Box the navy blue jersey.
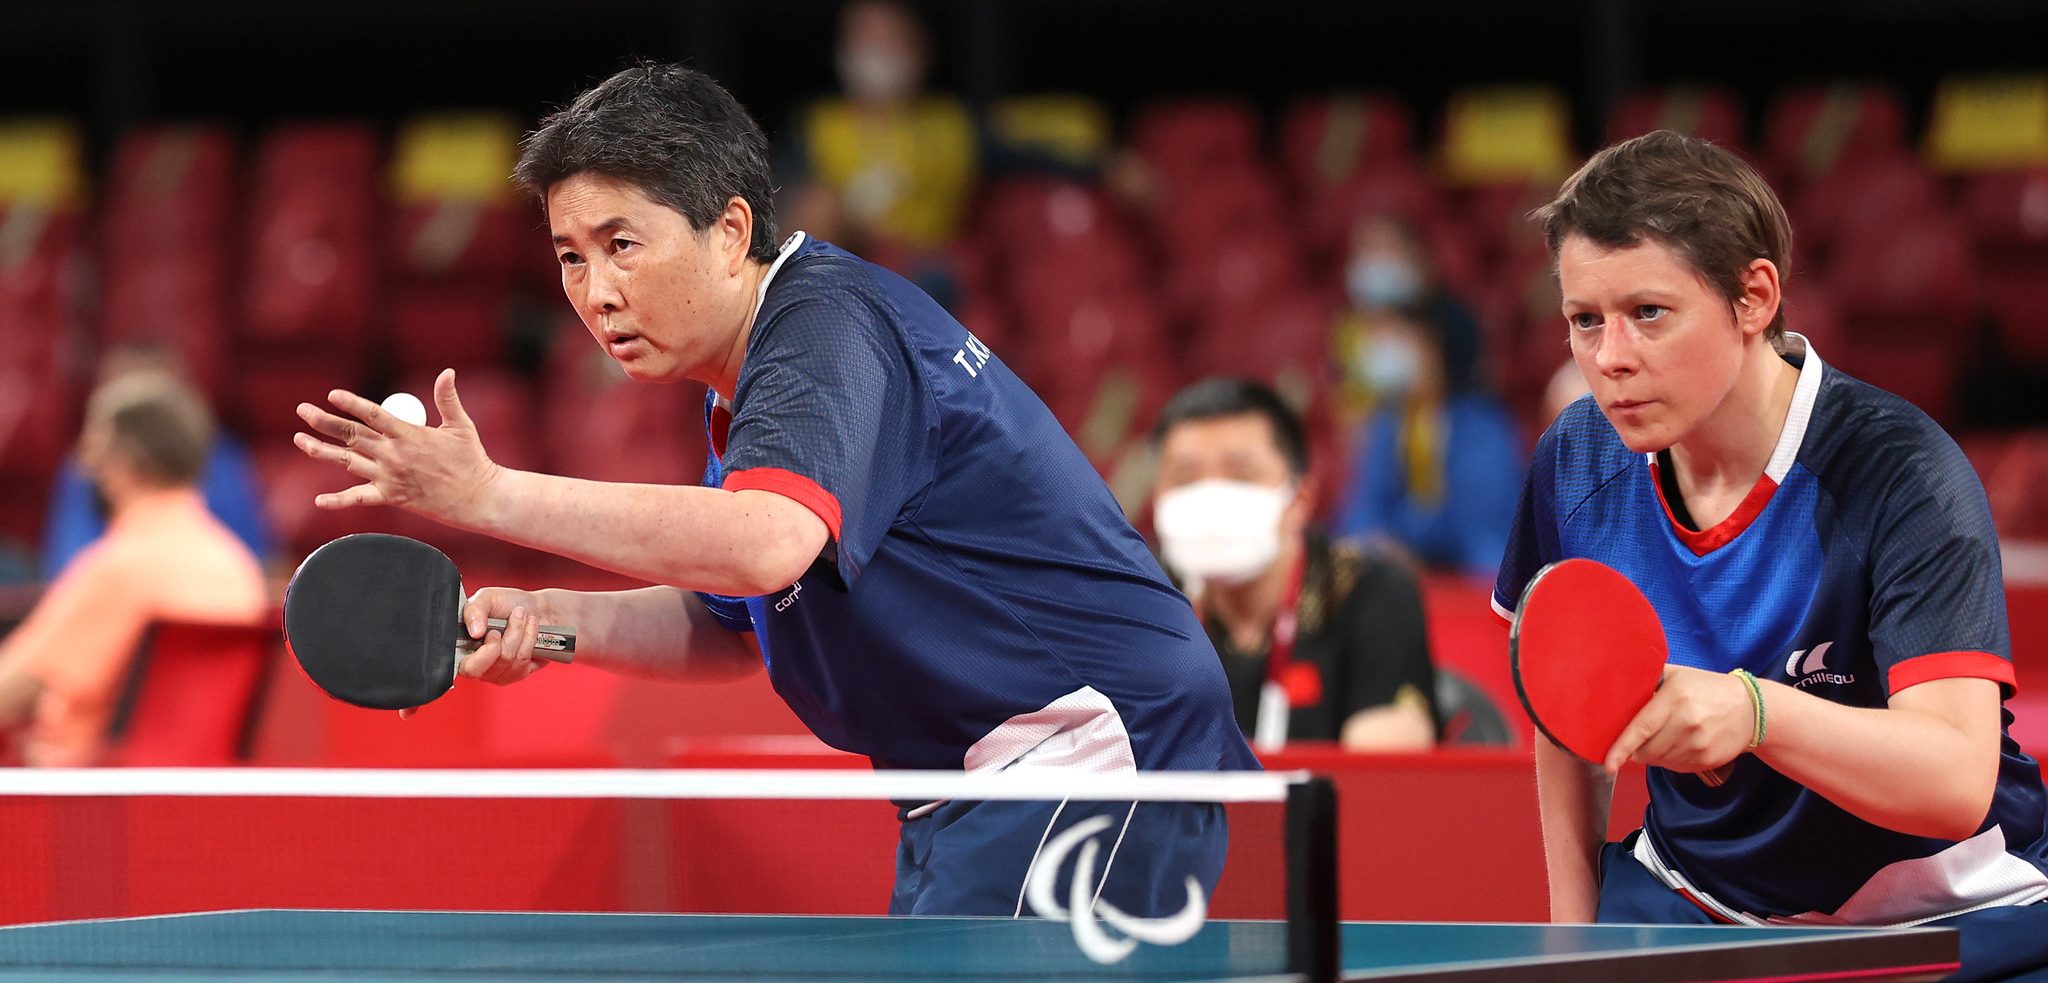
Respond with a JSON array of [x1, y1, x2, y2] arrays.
[[1496, 335, 2048, 923], [697, 233, 1257, 776]]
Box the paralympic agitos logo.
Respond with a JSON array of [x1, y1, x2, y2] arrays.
[[1023, 815, 1207, 964]]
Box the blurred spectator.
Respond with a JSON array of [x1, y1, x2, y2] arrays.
[[1151, 378, 1438, 752], [782, 0, 976, 302], [41, 344, 271, 578], [1334, 213, 1486, 400], [0, 371, 267, 765], [1333, 307, 1523, 578]]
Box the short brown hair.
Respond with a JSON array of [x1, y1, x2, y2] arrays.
[[85, 373, 213, 488], [1534, 130, 1793, 342]]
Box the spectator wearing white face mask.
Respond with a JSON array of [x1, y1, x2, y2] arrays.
[[1337, 213, 1486, 398], [1333, 306, 1525, 578], [781, 0, 976, 305], [1149, 378, 1439, 752]]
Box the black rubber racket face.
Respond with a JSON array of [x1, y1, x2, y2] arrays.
[[1509, 558, 1668, 764], [283, 533, 464, 710]]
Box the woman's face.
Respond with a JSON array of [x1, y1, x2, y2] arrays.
[[1557, 235, 1750, 453]]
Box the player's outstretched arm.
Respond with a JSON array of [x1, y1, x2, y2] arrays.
[[459, 585, 756, 685], [1752, 676, 2001, 842], [1536, 737, 1612, 922], [294, 369, 827, 597]]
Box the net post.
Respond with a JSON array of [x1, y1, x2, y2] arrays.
[[1284, 775, 1337, 983]]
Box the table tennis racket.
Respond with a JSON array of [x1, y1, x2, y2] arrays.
[[282, 533, 574, 710], [1510, 558, 1731, 786]]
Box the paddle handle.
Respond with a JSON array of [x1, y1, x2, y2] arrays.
[[456, 620, 577, 663]]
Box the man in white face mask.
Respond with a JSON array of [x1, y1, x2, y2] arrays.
[[1150, 378, 1439, 752]]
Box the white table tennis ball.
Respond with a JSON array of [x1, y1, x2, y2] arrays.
[[381, 392, 428, 427]]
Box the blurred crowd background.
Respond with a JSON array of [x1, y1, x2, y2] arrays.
[[0, 0, 2044, 766]]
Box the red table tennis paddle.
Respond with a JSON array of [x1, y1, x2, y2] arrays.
[[282, 533, 575, 710], [1510, 558, 1730, 786]]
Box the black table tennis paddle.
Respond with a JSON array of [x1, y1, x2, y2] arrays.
[[283, 533, 574, 710]]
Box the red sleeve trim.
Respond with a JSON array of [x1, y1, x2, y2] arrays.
[[1889, 651, 2017, 697], [724, 468, 843, 542]]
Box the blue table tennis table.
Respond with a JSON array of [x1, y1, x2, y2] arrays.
[[0, 908, 1958, 981]]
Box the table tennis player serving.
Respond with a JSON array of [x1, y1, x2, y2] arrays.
[[1510, 558, 1743, 785], [287, 63, 1258, 923]]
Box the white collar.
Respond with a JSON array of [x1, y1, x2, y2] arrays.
[[749, 231, 807, 327], [717, 231, 807, 411]]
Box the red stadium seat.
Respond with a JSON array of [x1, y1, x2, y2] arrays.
[[1130, 98, 1263, 184], [243, 124, 380, 352], [1299, 161, 1444, 261], [231, 348, 371, 442], [1782, 281, 1847, 360], [1280, 93, 1418, 191], [1789, 153, 1947, 268], [1161, 231, 1306, 327], [100, 125, 239, 398], [101, 125, 238, 264], [1186, 290, 1337, 395], [1001, 228, 1150, 318], [1761, 82, 1909, 189], [1152, 163, 1289, 261], [1982, 274, 2048, 366], [1958, 168, 2048, 364], [386, 284, 512, 372], [1825, 209, 1980, 421], [1960, 167, 2048, 251], [387, 202, 534, 284], [0, 208, 83, 375], [1458, 181, 1553, 267], [252, 440, 416, 559], [0, 371, 75, 541], [1606, 86, 1748, 151], [108, 620, 277, 766], [977, 177, 1132, 253], [1013, 289, 1169, 405], [542, 327, 708, 489], [0, 204, 83, 508]]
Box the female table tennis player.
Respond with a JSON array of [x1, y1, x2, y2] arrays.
[[290, 63, 1254, 922], [1493, 130, 2048, 981]]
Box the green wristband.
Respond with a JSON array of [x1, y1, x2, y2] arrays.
[[1731, 668, 1766, 749]]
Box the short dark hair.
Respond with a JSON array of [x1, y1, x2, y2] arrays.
[[515, 61, 780, 262], [1151, 378, 1309, 476], [1534, 130, 1792, 342], [88, 374, 212, 488]]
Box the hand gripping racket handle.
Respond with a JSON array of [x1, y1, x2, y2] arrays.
[[457, 620, 576, 663]]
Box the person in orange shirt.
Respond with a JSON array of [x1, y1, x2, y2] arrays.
[[0, 371, 267, 766]]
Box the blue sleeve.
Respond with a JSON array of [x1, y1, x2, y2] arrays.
[[1449, 401, 1527, 578], [1866, 433, 2013, 697], [720, 292, 935, 587], [1493, 420, 1563, 618], [201, 438, 272, 561], [39, 459, 103, 580]]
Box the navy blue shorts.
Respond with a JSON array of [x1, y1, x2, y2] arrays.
[[890, 798, 1229, 918], [1599, 833, 2048, 982]]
